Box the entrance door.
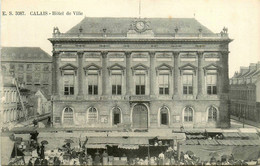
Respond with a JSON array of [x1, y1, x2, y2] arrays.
[[132, 104, 148, 129]]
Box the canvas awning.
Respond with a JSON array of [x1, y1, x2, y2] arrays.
[[186, 134, 205, 139], [198, 139, 219, 145], [239, 133, 259, 139], [118, 144, 139, 149], [222, 132, 241, 139], [217, 140, 260, 146]]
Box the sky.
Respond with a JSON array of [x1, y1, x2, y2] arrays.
[[1, 0, 260, 77]]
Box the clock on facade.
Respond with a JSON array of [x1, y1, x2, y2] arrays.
[[135, 21, 146, 32]]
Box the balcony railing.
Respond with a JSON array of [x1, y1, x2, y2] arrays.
[[51, 32, 229, 39]]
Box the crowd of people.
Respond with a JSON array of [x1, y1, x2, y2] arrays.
[[9, 132, 260, 166]]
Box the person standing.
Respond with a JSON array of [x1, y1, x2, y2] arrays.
[[102, 150, 108, 165], [94, 151, 101, 165], [159, 151, 165, 165], [40, 144, 45, 159]]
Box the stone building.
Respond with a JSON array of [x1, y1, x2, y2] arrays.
[[230, 62, 260, 124], [0, 71, 29, 129], [49, 17, 232, 129], [1, 47, 52, 96]]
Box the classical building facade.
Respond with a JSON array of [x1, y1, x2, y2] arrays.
[[230, 62, 260, 124], [49, 17, 232, 129], [1, 47, 52, 96]]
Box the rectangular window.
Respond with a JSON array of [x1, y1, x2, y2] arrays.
[[182, 74, 193, 95], [26, 64, 32, 71], [43, 64, 50, 71], [88, 74, 98, 95], [18, 64, 24, 71], [9, 64, 15, 71], [26, 73, 33, 84], [64, 74, 74, 95], [135, 74, 145, 95], [34, 73, 41, 84], [159, 74, 169, 95], [42, 73, 49, 84], [111, 74, 122, 95], [207, 74, 217, 95], [35, 64, 41, 71], [18, 73, 24, 83]]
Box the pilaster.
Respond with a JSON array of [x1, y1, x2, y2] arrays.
[[197, 51, 204, 99], [173, 51, 180, 99], [149, 51, 156, 97], [125, 51, 132, 96], [101, 51, 109, 96], [77, 51, 84, 99], [52, 51, 60, 96]]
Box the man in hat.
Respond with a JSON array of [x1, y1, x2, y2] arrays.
[[94, 151, 101, 165]]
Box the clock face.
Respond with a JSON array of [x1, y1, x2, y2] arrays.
[[136, 21, 145, 30]]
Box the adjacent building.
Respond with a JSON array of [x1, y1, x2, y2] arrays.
[[0, 71, 29, 129], [1, 47, 52, 96], [230, 62, 260, 124], [49, 17, 232, 129]]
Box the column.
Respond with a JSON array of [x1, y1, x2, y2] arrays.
[[52, 51, 60, 96], [125, 51, 132, 96], [197, 51, 204, 99], [77, 51, 84, 98], [101, 51, 109, 96], [173, 51, 180, 99], [149, 51, 156, 96]]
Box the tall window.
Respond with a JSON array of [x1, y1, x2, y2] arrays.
[[159, 75, 169, 95], [42, 73, 49, 84], [88, 74, 98, 95], [160, 107, 169, 125], [18, 73, 24, 83], [135, 74, 145, 95], [34, 73, 41, 84], [43, 64, 50, 71], [64, 74, 74, 95], [208, 106, 217, 122], [183, 74, 193, 95], [26, 64, 32, 71], [9, 64, 15, 71], [207, 74, 217, 95], [111, 75, 122, 95], [113, 107, 121, 125], [87, 107, 98, 123], [63, 107, 74, 125], [184, 107, 193, 122], [18, 64, 24, 71], [26, 73, 33, 84]]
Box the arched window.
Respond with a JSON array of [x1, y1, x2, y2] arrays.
[[160, 107, 169, 125], [87, 107, 98, 123], [8, 110, 12, 122], [63, 107, 74, 125], [184, 106, 193, 122], [208, 106, 217, 122], [3, 110, 7, 123], [113, 107, 121, 125]]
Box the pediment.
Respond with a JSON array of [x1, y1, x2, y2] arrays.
[[203, 63, 220, 71], [132, 63, 149, 71], [156, 63, 173, 71], [179, 63, 197, 71], [83, 63, 102, 71], [59, 63, 78, 70], [107, 63, 125, 70]]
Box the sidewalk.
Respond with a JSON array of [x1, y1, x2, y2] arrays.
[[231, 115, 260, 128]]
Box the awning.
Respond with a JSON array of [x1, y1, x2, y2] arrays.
[[181, 139, 199, 145], [217, 140, 260, 146], [118, 144, 139, 149], [222, 132, 241, 138], [186, 134, 205, 139], [86, 144, 107, 149], [183, 129, 205, 134], [198, 139, 218, 145], [239, 133, 259, 139], [86, 137, 149, 146]]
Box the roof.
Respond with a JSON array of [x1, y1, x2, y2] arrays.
[[1, 47, 51, 62], [66, 17, 214, 34]]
